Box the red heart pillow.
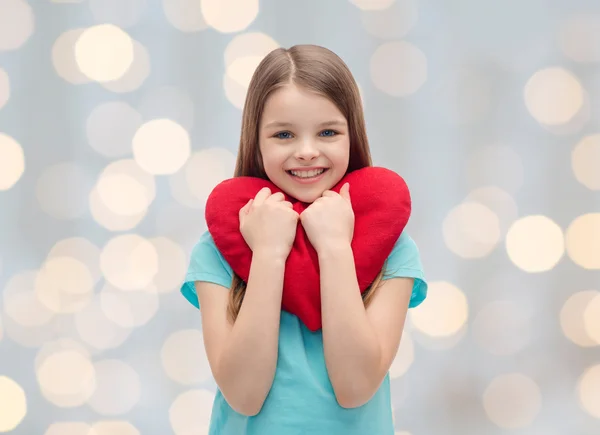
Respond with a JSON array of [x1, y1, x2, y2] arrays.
[[205, 166, 411, 331]]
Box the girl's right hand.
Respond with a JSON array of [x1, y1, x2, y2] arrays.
[[239, 187, 299, 259]]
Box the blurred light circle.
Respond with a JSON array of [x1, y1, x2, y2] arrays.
[[360, 0, 417, 39], [524, 67, 583, 126], [161, 329, 212, 385], [169, 389, 214, 435], [560, 290, 600, 347], [559, 14, 600, 63], [101, 40, 151, 93], [132, 119, 191, 175], [3, 271, 55, 327], [483, 373, 542, 429], [409, 281, 468, 337], [75, 24, 134, 82], [35, 256, 95, 314], [200, 0, 258, 33], [223, 32, 279, 109], [506, 215, 564, 273], [150, 237, 188, 293], [0, 0, 34, 51], [572, 134, 600, 190], [36, 350, 96, 407], [100, 283, 159, 328], [52, 29, 92, 84], [370, 41, 427, 97], [577, 364, 600, 418], [74, 295, 133, 351], [0, 133, 25, 191], [0, 376, 27, 432], [443, 202, 501, 258], [565, 213, 600, 270], [100, 234, 159, 291]]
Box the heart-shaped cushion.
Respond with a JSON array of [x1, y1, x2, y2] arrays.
[[205, 166, 411, 331]]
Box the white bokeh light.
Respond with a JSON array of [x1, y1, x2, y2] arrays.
[[0, 376, 27, 432], [0, 133, 25, 191], [506, 215, 565, 273], [370, 41, 427, 97], [161, 329, 212, 385], [524, 67, 584, 126], [443, 202, 501, 258], [200, 0, 258, 33], [101, 40, 151, 93], [75, 24, 134, 82], [100, 234, 159, 291], [132, 119, 191, 175], [0, 0, 34, 51], [52, 29, 92, 85]]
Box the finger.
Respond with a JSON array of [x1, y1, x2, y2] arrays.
[[239, 198, 252, 224], [322, 190, 336, 197], [340, 183, 351, 203], [253, 187, 271, 206], [281, 200, 294, 208], [268, 191, 285, 202]]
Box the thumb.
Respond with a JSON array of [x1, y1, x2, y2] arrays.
[[340, 182, 351, 203]]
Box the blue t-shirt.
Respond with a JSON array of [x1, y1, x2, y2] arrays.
[[181, 230, 427, 435]]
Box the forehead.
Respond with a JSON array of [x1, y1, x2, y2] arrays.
[[260, 84, 346, 128]]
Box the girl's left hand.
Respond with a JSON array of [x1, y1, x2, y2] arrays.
[[300, 183, 354, 253]]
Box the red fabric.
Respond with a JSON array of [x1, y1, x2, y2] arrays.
[[205, 166, 412, 331]]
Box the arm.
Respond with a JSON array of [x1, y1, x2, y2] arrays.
[[319, 243, 413, 409], [196, 250, 285, 416]]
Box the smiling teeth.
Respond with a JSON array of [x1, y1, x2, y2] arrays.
[[290, 169, 325, 178]]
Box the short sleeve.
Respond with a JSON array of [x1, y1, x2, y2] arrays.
[[180, 231, 234, 309], [383, 232, 428, 308]]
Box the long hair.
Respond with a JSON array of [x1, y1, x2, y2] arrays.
[[227, 44, 386, 323]]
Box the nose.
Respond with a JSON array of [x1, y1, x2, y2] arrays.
[[295, 138, 319, 161]]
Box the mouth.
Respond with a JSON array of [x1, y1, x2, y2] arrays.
[[285, 168, 330, 183]]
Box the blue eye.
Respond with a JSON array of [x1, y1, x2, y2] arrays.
[[320, 129, 337, 137], [275, 131, 292, 139]]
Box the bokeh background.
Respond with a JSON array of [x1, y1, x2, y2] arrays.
[[1, 0, 599, 434]]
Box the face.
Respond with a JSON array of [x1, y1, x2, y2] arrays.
[[258, 84, 350, 203]]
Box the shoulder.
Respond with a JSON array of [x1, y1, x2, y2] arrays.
[[181, 231, 233, 308], [383, 231, 427, 308]]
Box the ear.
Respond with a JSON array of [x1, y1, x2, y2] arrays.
[[340, 182, 351, 203]]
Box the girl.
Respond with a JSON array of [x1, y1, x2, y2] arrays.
[[181, 44, 427, 434]]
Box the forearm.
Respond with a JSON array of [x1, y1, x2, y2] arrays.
[[319, 243, 383, 408], [217, 251, 285, 415]]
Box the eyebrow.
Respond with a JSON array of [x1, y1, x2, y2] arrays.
[[263, 120, 347, 129]]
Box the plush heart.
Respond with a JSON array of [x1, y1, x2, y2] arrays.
[[205, 166, 411, 332]]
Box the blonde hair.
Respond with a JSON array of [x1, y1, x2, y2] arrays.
[[228, 44, 386, 323]]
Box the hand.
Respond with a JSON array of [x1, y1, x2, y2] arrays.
[[239, 187, 300, 259], [300, 183, 354, 254]]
